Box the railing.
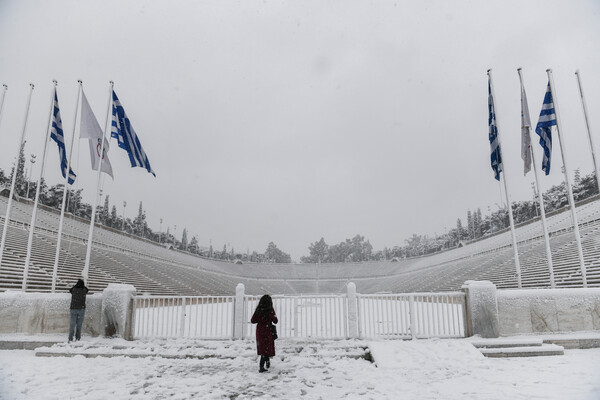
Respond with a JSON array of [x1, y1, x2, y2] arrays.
[[133, 288, 466, 340], [244, 294, 348, 339], [134, 295, 235, 338], [357, 292, 466, 339]]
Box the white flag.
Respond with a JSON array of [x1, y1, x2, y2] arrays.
[[80, 91, 114, 179], [520, 80, 532, 175]]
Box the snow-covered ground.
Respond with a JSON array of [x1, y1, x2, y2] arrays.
[[1, 337, 599, 400]]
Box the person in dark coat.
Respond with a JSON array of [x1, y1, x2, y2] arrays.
[[251, 294, 278, 372], [68, 279, 89, 342]]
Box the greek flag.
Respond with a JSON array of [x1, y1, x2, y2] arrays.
[[488, 78, 502, 181], [535, 82, 556, 175], [111, 91, 155, 177], [50, 89, 76, 184]]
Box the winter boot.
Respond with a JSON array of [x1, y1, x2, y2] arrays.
[[259, 356, 267, 372], [265, 357, 270, 369]]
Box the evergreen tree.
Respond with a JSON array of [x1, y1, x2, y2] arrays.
[[302, 237, 329, 263], [466, 210, 473, 239], [101, 196, 110, 226], [189, 236, 199, 254], [475, 208, 483, 238], [133, 201, 147, 237], [111, 205, 118, 228], [221, 244, 228, 260], [9, 141, 27, 197], [181, 228, 188, 251], [264, 242, 291, 263]]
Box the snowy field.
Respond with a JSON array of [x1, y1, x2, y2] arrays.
[[1, 338, 599, 400]]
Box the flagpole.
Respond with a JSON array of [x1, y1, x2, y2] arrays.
[[518, 68, 555, 288], [22, 81, 57, 290], [487, 69, 522, 288], [82, 81, 113, 282], [0, 83, 34, 272], [52, 80, 82, 292], [575, 70, 600, 196], [547, 68, 587, 287], [0, 84, 7, 130]]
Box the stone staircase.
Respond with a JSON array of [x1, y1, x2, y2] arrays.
[[26, 338, 372, 361], [471, 338, 564, 358]]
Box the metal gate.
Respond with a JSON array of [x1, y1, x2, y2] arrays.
[[243, 294, 348, 339], [133, 291, 466, 339], [134, 295, 235, 338]]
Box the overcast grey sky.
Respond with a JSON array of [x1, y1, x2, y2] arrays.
[[0, 0, 599, 260]]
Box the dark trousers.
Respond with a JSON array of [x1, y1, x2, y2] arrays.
[[260, 355, 270, 370], [69, 309, 85, 341]]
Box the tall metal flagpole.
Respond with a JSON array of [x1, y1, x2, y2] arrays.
[[82, 81, 113, 282], [52, 80, 82, 292], [488, 69, 522, 288], [22, 81, 57, 290], [0, 83, 34, 271], [575, 70, 600, 196], [547, 69, 587, 287], [0, 84, 7, 130], [518, 68, 555, 288]]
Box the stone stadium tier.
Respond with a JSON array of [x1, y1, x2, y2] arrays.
[[1, 194, 600, 295]]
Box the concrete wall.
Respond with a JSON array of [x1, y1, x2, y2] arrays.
[[0, 285, 136, 339], [497, 288, 600, 336], [0, 291, 103, 336]]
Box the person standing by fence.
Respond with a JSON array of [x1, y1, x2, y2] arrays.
[[251, 294, 278, 373], [68, 279, 89, 342]]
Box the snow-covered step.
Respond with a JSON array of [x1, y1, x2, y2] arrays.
[[31, 338, 372, 361], [470, 338, 543, 349], [543, 338, 600, 350], [479, 344, 564, 358]]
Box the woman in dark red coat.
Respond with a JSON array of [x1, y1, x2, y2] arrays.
[[251, 294, 278, 372]]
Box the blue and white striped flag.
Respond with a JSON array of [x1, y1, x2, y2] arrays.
[[50, 89, 76, 185], [111, 91, 155, 177], [488, 78, 502, 181], [535, 82, 556, 175]]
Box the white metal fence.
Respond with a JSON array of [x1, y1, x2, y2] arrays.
[[135, 295, 235, 338], [357, 292, 466, 339], [133, 288, 466, 340]]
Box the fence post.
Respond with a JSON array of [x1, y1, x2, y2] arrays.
[[293, 297, 299, 337], [347, 282, 358, 339], [101, 284, 137, 340], [234, 283, 245, 339], [409, 295, 416, 340], [461, 280, 499, 338], [179, 297, 186, 337]]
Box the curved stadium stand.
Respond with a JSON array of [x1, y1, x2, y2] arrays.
[[1, 194, 600, 295]]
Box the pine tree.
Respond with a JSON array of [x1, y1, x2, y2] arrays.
[[111, 205, 118, 228], [189, 236, 199, 254], [101, 196, 110, 226], [181, 228, 188, 251], [9, 141, 27, 197], [467, 210, 474, 239], [221, 244, 228, 260], [133, 201, 146, 237]]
